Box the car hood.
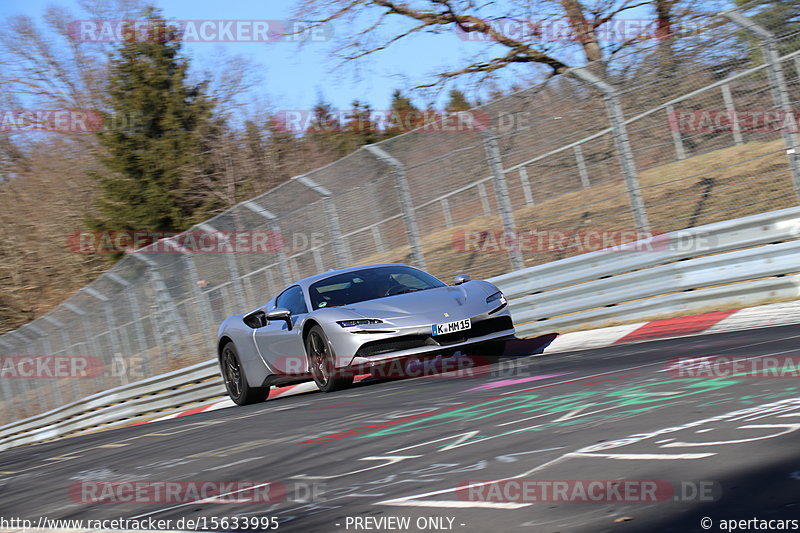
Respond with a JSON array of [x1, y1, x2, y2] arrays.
[[337, 283, 492, 323]]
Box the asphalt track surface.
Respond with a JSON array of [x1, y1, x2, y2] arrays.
[[2, 325, 800, 533]]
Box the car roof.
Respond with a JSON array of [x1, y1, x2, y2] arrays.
[[291, 263, 423, 291]]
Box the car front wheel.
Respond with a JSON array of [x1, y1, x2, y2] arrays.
[[305, 325, 354, 393]]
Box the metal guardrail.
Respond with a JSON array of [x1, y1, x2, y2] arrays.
[[0, 360, 223, 450], [1, 207, 799, 451]]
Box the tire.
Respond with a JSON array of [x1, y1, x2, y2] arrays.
[[220, 341, 269, 405], [305, 325, 354, 393]]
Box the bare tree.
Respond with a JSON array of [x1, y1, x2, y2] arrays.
[[296, 0, 663, 90]]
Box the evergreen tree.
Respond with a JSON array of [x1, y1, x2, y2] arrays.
[[385, 89, 421, 138], [445, 89, 472, 111], [87, 7, 214, 237], [304, 96, 347, 156], [734, 0, 800, 62], [343, 100, 379, 148]]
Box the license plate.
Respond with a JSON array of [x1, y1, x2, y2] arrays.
[[431, 318, 471, 336]]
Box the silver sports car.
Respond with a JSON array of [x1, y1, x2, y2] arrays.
[[216, 263, 515, 405]]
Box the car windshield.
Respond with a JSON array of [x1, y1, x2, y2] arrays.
[[308, 266, 446, 309]]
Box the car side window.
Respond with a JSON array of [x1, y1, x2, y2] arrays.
[[275, 286, 308, 316]]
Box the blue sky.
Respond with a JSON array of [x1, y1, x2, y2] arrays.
[[1, 0, 702, 115], [1, 0, 525, 113]]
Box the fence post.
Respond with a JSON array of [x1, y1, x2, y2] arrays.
[[62, 302, 102, 360], [0, 338, 15, 422], [129, 253, 189, 368], [720, 83, 744, 146], [82, 286, 125, 385], [16, 328, 46, 415], [196, 223, 247, 310], [371, 226, 386, 254], [5, 333, 25, 418], [476, 183, 492, 215], [572, 145, 592, 188], [105, 272, 152, 377], [723, 10, 800, 201], [238, 204, 292, 285], [482, 129, 525, 271], [62, 302, 105, 395], [292, 175, 352, 268], [568, 67, 651, 232], [27, 323, 63, 408], [364, 144, 426, 270], [518, 167, 535, 205], [163, 239, 216, 355], [42, 315, 82, 402], [665, 105, 688, 160], [441, 198, 454, 228]]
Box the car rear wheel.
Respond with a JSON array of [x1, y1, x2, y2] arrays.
[[221, 342, 269, 405], [305, 325, 353, 393]]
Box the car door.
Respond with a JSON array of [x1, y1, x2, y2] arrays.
[[253, 285, 309, 375]]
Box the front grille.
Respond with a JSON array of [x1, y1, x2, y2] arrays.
[[356, 335, 431, 357], [469, 315, 514, 337], [355, 316, 514, 358]]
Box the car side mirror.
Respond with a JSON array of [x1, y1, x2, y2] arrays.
[[267, 308, 293, 330], [243, 309, 267, 329], [453, 274, 472, 285]]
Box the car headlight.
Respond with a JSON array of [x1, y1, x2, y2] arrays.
[[486, 291, 507, 305], [337, 319, 384, 328]]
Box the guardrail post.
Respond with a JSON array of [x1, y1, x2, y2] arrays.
[[292, 175, 352, 268], [482, 129, 525, 271], [723, 10, 800, 201], [568, 67, 651, 232], [720, 83, 744, 146], [364, 144, 427, 270], [238, 205, 292, 285], [42, 315, 82, 402]]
